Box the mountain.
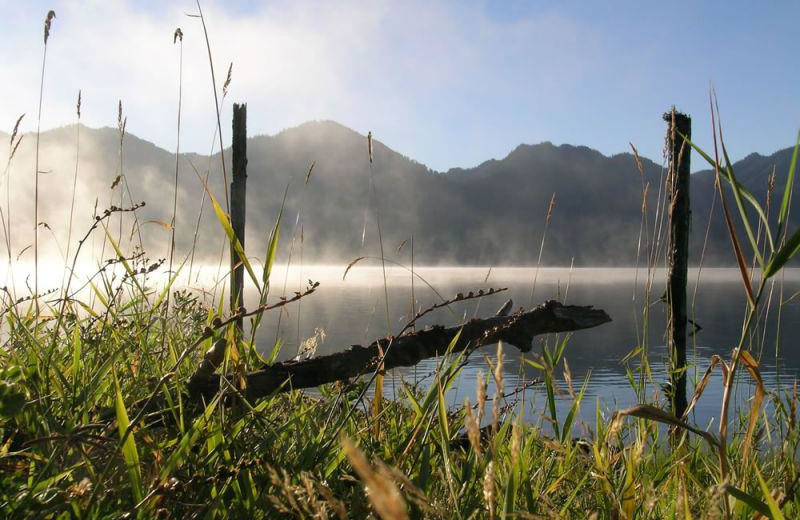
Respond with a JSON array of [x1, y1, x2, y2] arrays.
[[0, 121, 795, 267]]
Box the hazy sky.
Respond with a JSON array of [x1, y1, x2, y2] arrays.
[[1, 0, 798, 171]]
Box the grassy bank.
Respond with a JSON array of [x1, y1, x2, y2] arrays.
[[1, 252, 800, 519], [3, 8, 800, 519]]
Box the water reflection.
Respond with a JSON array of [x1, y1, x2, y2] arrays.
[[4, 261, 797, 433], [247, 266, 800, 432]]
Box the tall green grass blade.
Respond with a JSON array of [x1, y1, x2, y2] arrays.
[[160, 394, 220, 479], [560, 375, 589, 443], [724, 484, 771, 517], [679, 131, 774, 254], [719, 136, 768, 265], [200, 177, 262, 294], [266, 337, 283, 365], [776, 129, 800, 238], [501, 462, 518, 520], [402, 383, 423, 418], [559, 466, 591, 516], [755, 463, 786, 520], [113, 370, 142, 503], [436, 376, 450, 440], [70, 324, 81, 389], [263, 215, 281, 289], [764, 227, 800, 278]]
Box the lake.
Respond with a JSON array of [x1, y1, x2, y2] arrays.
[[5, 262, 799, 434], [237, 265, 800, 434]]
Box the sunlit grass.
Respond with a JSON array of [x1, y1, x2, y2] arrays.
[[2, 6, 800, 519]]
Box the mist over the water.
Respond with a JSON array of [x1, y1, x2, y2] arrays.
[[4, 122, 800, 271], [7, 259, 796, 433]]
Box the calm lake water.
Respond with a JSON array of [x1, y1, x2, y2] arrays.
[[5, 262, 799, 434], [240, 265, 800, 434]]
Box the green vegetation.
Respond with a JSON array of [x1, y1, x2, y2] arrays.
[[3, 8, 800, 520], [1, 245, 800, 519], [0, 123, 798, 518]]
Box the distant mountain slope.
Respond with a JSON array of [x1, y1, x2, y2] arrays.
[[1, 121, 795, 267]]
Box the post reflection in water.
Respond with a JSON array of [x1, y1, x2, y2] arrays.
[[242, 266, 800, 434]]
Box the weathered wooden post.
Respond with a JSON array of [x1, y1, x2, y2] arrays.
[[664, 108, 691, 418], [231, 103, 247, 323]]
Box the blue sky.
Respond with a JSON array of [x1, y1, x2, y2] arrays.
[[1, 0, 798, 171]]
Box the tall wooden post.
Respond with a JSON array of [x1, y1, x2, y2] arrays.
[[664, 108, 691, 418], [231, 103, 247, 322]]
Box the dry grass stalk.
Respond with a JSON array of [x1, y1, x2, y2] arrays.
[[476, 370, 486, 424], [34, 8, 56, 309], [44, 10, 55, 43], [510, 421, 521, 466], [342, 437, 409, 520], [167, 25, 183, 312], [464, 398, 482, 458], [195, 0, 231, 212], [483, 460, 496, 520], [492, 342, 505, 434], [364, 130, 390, 435], [529, 192, 556, 305], [62, 90, 82, 297], [223, 62, 233, 96]]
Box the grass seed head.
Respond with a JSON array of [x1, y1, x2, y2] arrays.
[[44, 10, 55, 44], [342, 437, 408, 520], [476, 370, 486, 423], [464, 398, 482, 458], [223, 62, 233, 96], [483, 461, 495, 520], [492, 342, 505, 431], [510, 421, 521, 465]]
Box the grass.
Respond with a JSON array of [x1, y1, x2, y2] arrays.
[[3, 7, 800, 520], [1, 260, 800, 519]]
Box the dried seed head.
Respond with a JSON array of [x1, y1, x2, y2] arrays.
[[305, 161, 316, 185], [476, 371, 486, 424], [494, 342, 505, 394], [174, 27, 183, 43], [629, 142, 644, 175], [464, 398, 482, 458], [223, 62, 233, 96], [117, 101, 127, 141], [10, 113, 25, 159], [510, 421, 521, 465], [11, 113, 24, 146], [483, 461, 495, 520], [563, 358, 575, 399], [76, 90, 81, 119], [367, 131, 374, 164], [44, 10, 56, 44], [546, 192, 556, 221], [768, 166, 776, 196], [342, 437, 409, 520], [492, 343, 505, 433], [66, 477, 92, 500]]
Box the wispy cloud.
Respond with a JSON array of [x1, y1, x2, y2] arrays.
[[1, 1, 799, 170], [0, 0, 597, 169]]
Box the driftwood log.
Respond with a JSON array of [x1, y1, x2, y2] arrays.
[[187, 300, 611, 404]]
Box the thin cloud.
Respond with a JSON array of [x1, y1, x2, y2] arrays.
[[0, 0, 593, 170]]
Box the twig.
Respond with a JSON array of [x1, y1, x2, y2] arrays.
[[399, 287, 507, 336]]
